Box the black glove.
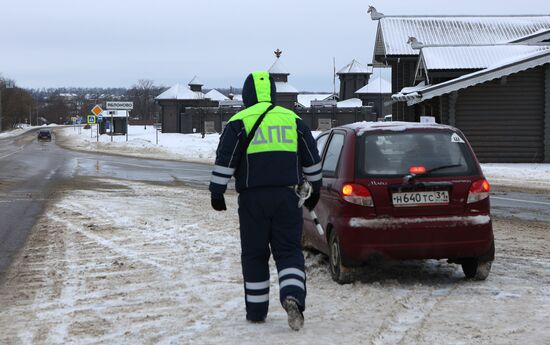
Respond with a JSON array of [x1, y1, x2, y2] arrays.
[[304, 190, 320, 211], [211, 193, 227, 211]]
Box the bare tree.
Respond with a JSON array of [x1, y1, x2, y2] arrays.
[[127, 79, 162, 121], [1, 77, 35, 128]]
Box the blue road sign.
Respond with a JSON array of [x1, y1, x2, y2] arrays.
[[97, 116, 104, 123]]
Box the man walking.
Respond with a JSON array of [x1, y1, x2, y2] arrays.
[[209, 71, 322, 331]]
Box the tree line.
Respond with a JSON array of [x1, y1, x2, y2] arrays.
[[1, 75, 243, 131], [0, 77, 167, 130]]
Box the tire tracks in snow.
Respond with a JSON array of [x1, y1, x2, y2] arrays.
[[369, 283, 459, 345]]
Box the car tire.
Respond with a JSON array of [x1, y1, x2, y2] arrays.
[[461, 259, 492, 280], [329, 230, 355, 284]]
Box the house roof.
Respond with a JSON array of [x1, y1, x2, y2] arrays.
[[392, 48, 550, 105], [188, 76, 203, 86], [336, 98, 363, 108], [155, 83, 205, 100], [269, 58, 290, 75], [204, 89, 228, 101], [510, 28, 550, 43], [297, 94, 333, 108], [275, 81, 298, 94], [355, 77, 392, 94], [376, 16, 550, 56], [419, 45, 550, 70], [337, 59, 373, 74]]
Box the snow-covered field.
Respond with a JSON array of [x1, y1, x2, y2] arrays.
[[57, 126, 550, 190], [1, 179, 549, 344]]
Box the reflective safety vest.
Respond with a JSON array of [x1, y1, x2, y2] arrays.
[[228, 102, 299, 154]]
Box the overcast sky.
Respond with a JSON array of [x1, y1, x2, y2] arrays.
[[1, 0, 549, 91]]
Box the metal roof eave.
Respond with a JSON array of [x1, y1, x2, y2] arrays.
[[400, 51, 550, 105]]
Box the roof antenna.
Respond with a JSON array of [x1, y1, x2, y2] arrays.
[[407, 36, 424, 50], [368, 6, 385, 20]]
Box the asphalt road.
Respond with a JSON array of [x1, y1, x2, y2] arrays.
[[1, 129, 549, 274], [0, 129, 211, 273]]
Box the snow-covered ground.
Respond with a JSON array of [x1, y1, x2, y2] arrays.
[[57, 126, 550, 190], [57, 125, 219, 163], [1, 179, 549, 344]]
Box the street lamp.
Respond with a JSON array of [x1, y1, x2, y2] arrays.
[[0, 80, 15, 132]]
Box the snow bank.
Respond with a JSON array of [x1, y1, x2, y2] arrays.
[[0, 125, 55, 139], [481, 163, 550, 190], [57, 125, 219, 163]]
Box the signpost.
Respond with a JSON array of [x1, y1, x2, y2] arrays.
[[91, 105, 102, 142], [106, 102, 133, 110], [154, 123, 162, 145], [106, 101, 133, 142]]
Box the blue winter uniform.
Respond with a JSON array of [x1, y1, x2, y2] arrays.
[[209, 71, 322, 322]]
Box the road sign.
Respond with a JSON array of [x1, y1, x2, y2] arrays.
[[71, 116, 77, 122], [91, 105, 103, 116], [106, 101, 133, 110], [87, 115, 96, 124], [97, 116, 104, 123]]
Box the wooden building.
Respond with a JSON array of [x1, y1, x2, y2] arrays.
[[392, 46, 550, 162], [354, 77, 392, 117], [368, 6, 550, 121], [155, 78, 217, 133], [337, 59, 372, 101]]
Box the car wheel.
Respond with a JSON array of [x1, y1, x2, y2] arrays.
[[461, 259, 492, 280], [329, 230, 355, 284]]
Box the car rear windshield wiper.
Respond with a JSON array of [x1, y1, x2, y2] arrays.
[[403, 163, 463, 184]]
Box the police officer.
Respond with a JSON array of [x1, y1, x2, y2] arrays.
[[209, 71, 322, 331]]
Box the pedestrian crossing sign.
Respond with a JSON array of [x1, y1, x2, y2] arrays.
[[87, 115, 96, 124]]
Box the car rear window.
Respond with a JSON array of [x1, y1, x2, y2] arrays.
[[357, 130, 478, 177]]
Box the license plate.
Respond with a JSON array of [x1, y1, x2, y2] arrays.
[[392, 191, 449, 207]]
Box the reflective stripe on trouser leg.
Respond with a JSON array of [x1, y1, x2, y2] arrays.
[[278, 267, 306, 310], [270, 187, 306, 311], [239, 190, 271, 321]]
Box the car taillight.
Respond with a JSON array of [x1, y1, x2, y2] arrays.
[[467, 179, 491, 204], [341, 183, 374, 207], [409, 166, 426, 174]]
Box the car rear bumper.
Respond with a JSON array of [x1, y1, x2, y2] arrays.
[[335, 215, 493, 262]]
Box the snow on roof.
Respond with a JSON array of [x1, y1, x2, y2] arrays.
[[420, 45, 550, 70], [355, 77, 392, 94], [337, 59, 373, 74], [204, 89, 229, 101], [377, 16, 550, 56], [510, 28, 550, 43], [233, 94, 243, 101], [155, 83, 205, 100], [188, 76, 203, 86], [393, 48, 550, 105], [343, 121, 455, 135], [275, 81, 298, 94], [269, 59, 289, 75], [336, 98, 363, 108], [297, 94, 333, 107]]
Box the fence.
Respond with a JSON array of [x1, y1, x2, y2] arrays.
[[180, 106, 376, 134]]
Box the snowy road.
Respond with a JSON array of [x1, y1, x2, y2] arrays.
[[0, 130, 211, 273], [0, 179, 549, 345]]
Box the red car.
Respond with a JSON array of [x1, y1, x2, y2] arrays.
[[303, 122, 494, 284]]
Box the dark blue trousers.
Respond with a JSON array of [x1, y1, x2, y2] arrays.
[[238, 186, 306, 321]]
